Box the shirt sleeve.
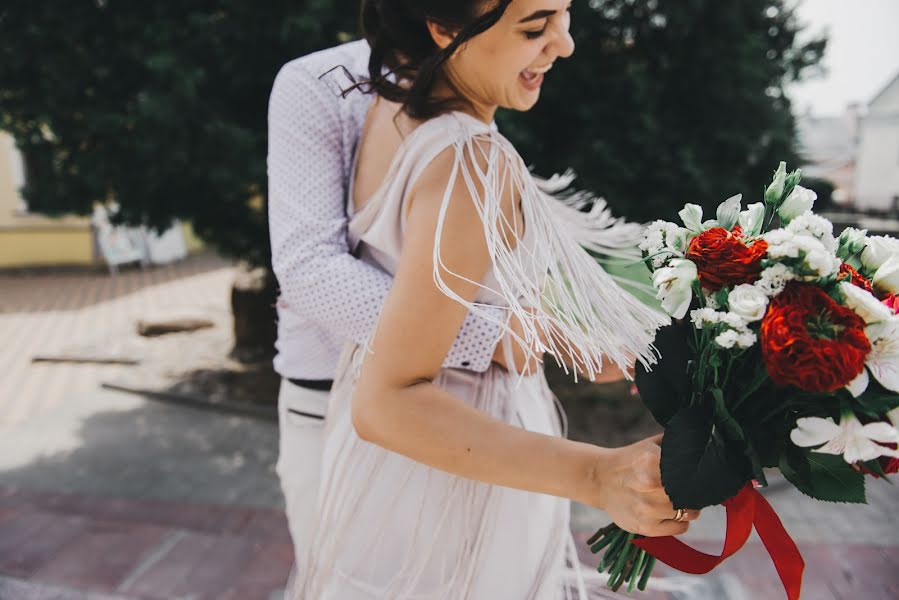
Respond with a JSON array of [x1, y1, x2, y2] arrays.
[[266, 61, 504, 372]]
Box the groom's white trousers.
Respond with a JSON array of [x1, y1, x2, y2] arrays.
[[275, 378, 329, 566]]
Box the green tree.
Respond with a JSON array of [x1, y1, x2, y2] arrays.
[[0, 0, 359, 267], [501, 0, 827, 224], [0, 0, 825, 267]]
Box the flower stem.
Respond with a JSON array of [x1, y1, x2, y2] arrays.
[[627, 549, 647, 593], [590, 532, 617, 554], [599, 530, 627, 572], [638, 555, 657, 591], [586, 523, 616, 547], [607, 533, 636, 589]]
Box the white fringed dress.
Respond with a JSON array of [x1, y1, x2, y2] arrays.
[[286, 109, 669, 599]]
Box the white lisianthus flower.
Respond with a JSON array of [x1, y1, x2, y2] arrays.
[[873, 255, 899, 295], [860, 235, 899, 272], [716, 194, 742, 231], [837, 227, 868, 259], [845, 316, 899, 397], [652, 258, 698, 320], [790, 412, 899, 464], [765, 161, 787, 205], [679, 204, 704, 233], [738, 203, 765, 237], [728, 284, 769, 322], [777, 185, 817, 222], [839, 282, 893, 324], [847, 317, 899, 397]]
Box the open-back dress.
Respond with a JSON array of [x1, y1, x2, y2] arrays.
[[285, 108, 670, 599]]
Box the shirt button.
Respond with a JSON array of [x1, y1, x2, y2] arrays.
[[461, 361, 471, 367]]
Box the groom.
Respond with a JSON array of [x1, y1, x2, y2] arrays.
[[267, 38, 536, 564]]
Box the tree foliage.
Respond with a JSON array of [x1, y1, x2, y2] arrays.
[[0, 0, 359, 266], [501, 0, 826, 223], [0, 0, 825, 266]]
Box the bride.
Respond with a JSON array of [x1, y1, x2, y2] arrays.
[[287, 0, 700, 598]]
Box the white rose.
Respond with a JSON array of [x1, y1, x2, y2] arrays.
[[873, 255, 899, 295], [777, 185, 817, 222], [728, 284, 769, 322], [861, 235, 899, 271], [653, 258, 697, 320]]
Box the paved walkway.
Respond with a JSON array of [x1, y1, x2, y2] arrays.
[[1, 253, 897, 599]]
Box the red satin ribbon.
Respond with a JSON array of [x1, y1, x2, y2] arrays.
[[631, 482, 805, 600]]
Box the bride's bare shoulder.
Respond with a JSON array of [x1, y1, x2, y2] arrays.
[[405, 115, 524, 241]]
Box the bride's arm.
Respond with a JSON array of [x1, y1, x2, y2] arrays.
[[351, 141, 688, 536], [352, 143, 599, 502]]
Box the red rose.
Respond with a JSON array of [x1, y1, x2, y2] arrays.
[[685, 225, 768, 291], [760, 282, 871, 392], [836, 263, 874, 294], [883, 293, 899, 314]]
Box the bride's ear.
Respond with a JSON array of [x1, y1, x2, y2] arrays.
[[424, 19, 458, 50]]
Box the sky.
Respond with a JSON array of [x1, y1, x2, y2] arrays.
[[785, 0, 899, 117]]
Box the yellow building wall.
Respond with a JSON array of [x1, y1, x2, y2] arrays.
[[1, 132, 205, 268], [181, 221, 205, 253], [0, 228, 94, 268], [0, 132, 97, 267]]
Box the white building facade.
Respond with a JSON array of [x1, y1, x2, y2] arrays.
[[854, 71, 899, 213]]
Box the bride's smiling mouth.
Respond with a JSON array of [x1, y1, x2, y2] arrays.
[[519, 63, 553, 91]]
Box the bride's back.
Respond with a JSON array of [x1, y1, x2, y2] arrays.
[[350, 96, 425, 214]]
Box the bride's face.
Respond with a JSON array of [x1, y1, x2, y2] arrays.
[[434, 0, 575, 118]]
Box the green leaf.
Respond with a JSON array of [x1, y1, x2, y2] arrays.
[[635, 322, 691, 427], [660, 406, 751, 509], [734, 361, 770, 410], [780, 447, 866, 503], [855, 392, 899, 415], [860, 458, 890, 481], [711, 388, 745, 441]]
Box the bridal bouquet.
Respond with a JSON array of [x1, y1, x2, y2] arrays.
[[587, 162, 899, 598]]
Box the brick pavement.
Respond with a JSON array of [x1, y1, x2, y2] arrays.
[[0, 485, 896, 599], [1, 252, 898, 599], [0, 252, 235, 429]]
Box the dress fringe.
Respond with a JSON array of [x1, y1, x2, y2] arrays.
[[430, 116, 669, 385]]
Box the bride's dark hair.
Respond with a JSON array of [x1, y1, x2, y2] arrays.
[[346, 0, 513, 119]]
